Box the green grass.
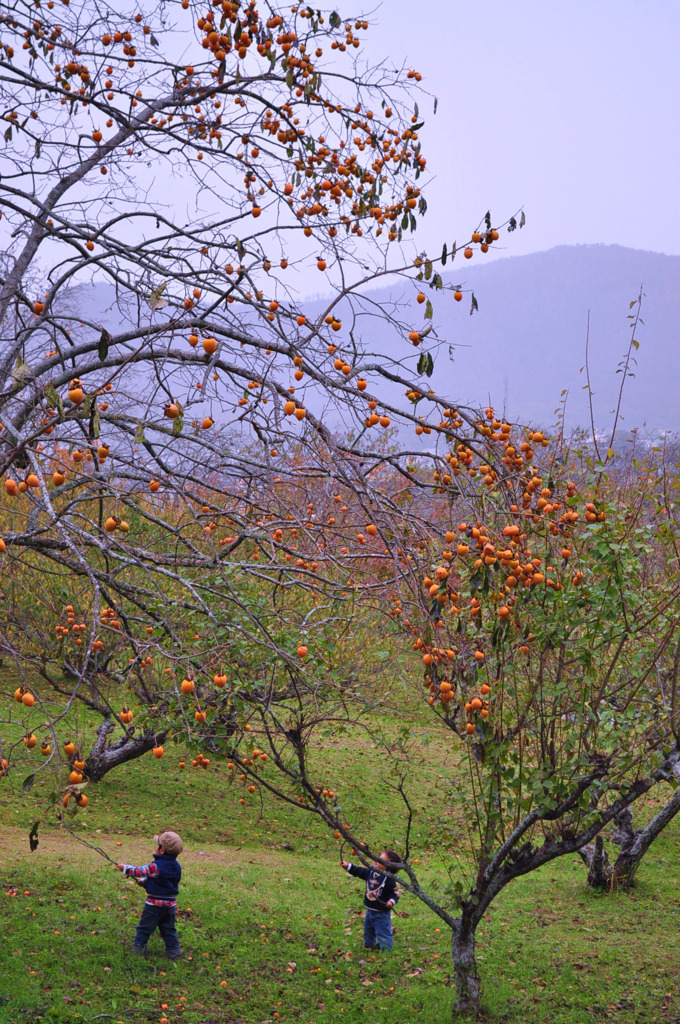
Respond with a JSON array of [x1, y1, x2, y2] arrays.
[[2, 827, 679, 1024], [2, 682, 680, 1023]]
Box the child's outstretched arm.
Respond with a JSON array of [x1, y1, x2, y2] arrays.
[[342, 861, 370, 879], [114, 861, 160, 882]]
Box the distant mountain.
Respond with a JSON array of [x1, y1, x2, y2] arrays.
[[65, 244, 680, 437], [332, 244, 680, 433]]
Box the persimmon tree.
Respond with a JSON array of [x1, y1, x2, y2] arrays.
[[181, 423, 680, 1017], [574, 443, 680, 892], [0, 13, 672, 1016], [0, 1, 517, 788]]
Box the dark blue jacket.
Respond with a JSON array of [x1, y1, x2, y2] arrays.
[[143, 853, 181, 899], [346, 863, 400, 913]]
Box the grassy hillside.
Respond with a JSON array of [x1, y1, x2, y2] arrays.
[[3, 826, 679, 1024], [2, 681, 680, 1024]]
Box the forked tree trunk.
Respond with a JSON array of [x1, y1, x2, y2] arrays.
[[82, 709, 238, 782], [451, 916, 480, 1016], [81, 718, 176, 782], [609, 785, 680, 888], [580, 770, 680, 890], [85, 722, 167, 782]]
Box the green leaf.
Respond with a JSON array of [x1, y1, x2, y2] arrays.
[[29, 820, 40, 852], [148, 283, 167, 311], [424, 300, 433, 319], [441, 243, 447, 266], [23, 774, 36, 793], [470, 292, 479, 315], [425, 353, 434, 377], [329, 11, 341, 27], [173, 415, 183, 435], [98, 328, 112, 362], [12, 357, 30, 384]]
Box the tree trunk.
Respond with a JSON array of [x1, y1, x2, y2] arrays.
[[609, 782, 680, 888], [580, 766, 680, 890], [451, 916, 480, 1016], [84, 719, 167, 782], [580, 834, 612, 888]]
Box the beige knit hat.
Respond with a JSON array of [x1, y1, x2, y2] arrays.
[[154, 831, 183, 856]]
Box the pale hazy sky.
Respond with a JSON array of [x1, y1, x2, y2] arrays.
[[362, 0, 680, 264]]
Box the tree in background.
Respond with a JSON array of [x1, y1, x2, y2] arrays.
[[191, 422, 680, 1015], [0, 0, 512, 781]]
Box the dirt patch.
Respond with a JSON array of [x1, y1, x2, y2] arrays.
[[0, 825, 301, 872]]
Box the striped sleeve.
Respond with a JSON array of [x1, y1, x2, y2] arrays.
[[123, 862, 160, 880]]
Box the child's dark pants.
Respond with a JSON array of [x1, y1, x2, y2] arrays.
[[363, 909, 393, 951], [133, 903, 181, 957]]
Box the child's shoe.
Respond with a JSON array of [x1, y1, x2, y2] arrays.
[[132, 946, 147, 956]]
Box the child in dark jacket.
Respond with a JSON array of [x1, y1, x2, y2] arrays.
[[341, 849, 401, 951], [116, 831, 183, 959]]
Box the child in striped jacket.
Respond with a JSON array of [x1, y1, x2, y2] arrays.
[[115, 831, 183, 959]]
